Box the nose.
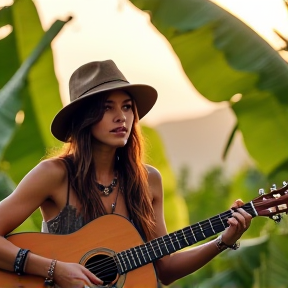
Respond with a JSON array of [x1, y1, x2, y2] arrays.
[[114, 108, 126, 123]]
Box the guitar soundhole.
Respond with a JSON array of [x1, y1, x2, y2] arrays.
[[80, 248, 125, 287], [85, 254, 118, 285]]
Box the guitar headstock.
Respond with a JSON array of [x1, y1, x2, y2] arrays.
[[252, 181, 288, 222]]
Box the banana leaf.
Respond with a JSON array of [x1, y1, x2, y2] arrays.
[[130, 0, 288, 178], [0, 1, 71, 184], [171, 233, 288, 288], [197, 234, 288, 288], [0, 1, 71, 230]]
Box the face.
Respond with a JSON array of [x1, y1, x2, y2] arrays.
[[90, 90, 134, 148]]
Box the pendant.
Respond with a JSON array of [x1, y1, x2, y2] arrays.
[[103, 187, 110, 196], [95, 175, 118, 196], [112, 203, 116, 213]]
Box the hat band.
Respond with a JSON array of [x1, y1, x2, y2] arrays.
[[78, 79, 130, 99]]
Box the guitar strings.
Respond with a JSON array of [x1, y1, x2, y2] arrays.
[[83, 217, 230, 279], [84, 204, 256, 280], [87, 207, 253, 274]]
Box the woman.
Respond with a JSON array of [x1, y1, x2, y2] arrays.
[[0, 60, 252, 288]]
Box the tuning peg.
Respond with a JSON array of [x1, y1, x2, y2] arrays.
[[272, 214, 282, 223], [259, 188, 265, 195], [270, 184, 277, 191], [283, 181, 287, 186]]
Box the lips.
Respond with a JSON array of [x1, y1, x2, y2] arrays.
[[110, 126, 128, 133]]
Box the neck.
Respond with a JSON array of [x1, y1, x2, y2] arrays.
[[92, 148, 117, 184]]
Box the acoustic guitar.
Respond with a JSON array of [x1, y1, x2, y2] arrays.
[[1, 182, 288, 288]]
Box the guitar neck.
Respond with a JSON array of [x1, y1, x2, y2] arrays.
[[115, 202, 257, 274]]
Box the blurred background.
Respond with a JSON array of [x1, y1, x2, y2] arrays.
[[1, 0, 288, 287]]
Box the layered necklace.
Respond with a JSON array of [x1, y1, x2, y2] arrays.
[[95, 174, 118, 196]]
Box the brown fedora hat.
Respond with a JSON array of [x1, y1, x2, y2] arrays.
[[51, 60, 158, 141]]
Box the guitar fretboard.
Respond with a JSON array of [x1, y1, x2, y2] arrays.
[[115, 202, 257, 274]]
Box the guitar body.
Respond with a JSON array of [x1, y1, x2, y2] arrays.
[[0, 214, 158, 288]]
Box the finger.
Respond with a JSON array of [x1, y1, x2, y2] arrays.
[[230, 199, 244, 209], [231, 211, 251, 229], [227, 215, 241, 228], [82, 267, 103, 285], [237, 207, 253, 218], [235, 208, 253, 225]]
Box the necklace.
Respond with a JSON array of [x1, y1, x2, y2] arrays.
[[111, 186, 122, 213], [95, 175, 118, 196]]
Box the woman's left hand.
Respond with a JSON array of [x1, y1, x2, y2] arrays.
[[221, 199, 252, 246]]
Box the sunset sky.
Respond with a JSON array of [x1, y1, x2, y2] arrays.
[[32, 0, 288, 126]]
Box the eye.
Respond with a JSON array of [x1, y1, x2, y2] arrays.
[[104, 105, 111, 111], [123, 104, 132, 111]]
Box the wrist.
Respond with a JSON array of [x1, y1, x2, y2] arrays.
[[24, 253, 56, 278], [215, 234, 240, 252], [44, 259, 57, 287]]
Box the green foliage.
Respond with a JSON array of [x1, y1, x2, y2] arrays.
[[183, 167, 230, 223], [141, 125, 189, 232], [130, 0, 288, 178], [0, 1, 70, 183], [0, 171, 15, 200], [195, 234, 288, 288], [0, 1, 70, 230], [173, 165, 288, 287]]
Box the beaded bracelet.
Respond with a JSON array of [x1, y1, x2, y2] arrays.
[[44, 259, 57, 287], [14, 249, 30, 275], [215, 234, 240, 252]]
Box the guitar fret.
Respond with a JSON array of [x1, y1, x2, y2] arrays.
[[218, 214, 226, 229], [129, 249, 137, 267], [150, 241, 157, 258], [168, 234, 176, 251], [182, 229, 190, 245], [114, 254, 124, 274], [156, 238, 163, 256], [189, 226, 197, 242], [249, 201, 258, 217], [139, 245, 147, 263], [198, 222, 206, 238], [175, 232, 182, 249], [162, 236, 170, 254], [145, 244, 152, 261], [124, 251, 132, 270], [133, 247, 142, 266], [119, 252, 127, 272], [208, 218, 216, 234]]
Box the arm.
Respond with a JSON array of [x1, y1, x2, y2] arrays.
[[147, 165, 252, 286], [0, 159, 102, 287]]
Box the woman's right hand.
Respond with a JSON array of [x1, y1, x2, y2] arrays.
[[53, 261, 103, 288]]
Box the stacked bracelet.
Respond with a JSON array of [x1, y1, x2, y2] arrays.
[[215, 234, 240, 252], [14, 249, 30, 275], [44, 259, 57, 287]]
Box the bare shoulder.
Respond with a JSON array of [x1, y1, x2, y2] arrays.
[[15, 158, 68, 199], [33, 158, 67, 181], [0, 158, 68, 235], [145, 164, 163, 200], [145, 164, 162, 180]]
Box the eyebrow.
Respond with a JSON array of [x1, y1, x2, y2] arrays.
[[105, 98, 132, 104]]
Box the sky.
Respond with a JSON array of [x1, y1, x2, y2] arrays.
[[29, 0, 288, 126]]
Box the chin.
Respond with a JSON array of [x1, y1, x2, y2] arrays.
[[111, 139, 128, 148]]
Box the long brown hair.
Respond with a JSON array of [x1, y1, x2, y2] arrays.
[[57, 93, 156, 240]]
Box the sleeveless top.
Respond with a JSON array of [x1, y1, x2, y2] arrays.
[[41, 159, 85, 234], [41, 158, 145, 238]]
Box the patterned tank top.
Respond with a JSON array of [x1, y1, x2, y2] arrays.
[[41, 158, 84, 234], [41, 158, 146, 239]]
